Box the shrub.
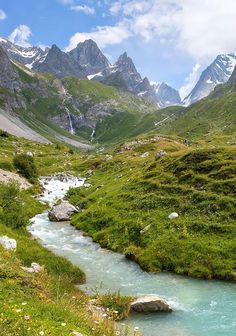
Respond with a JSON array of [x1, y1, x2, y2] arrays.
[[0, 182, 27, 228], [13, 153, 38, 181], [0, 130, 10, 138]]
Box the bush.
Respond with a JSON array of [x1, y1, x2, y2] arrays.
[[0, 182, 27, 228], [0, 130, 10, 138], [13, 153, 38, 181]]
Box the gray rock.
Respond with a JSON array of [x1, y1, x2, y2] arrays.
[[0, 46, 22, 93], [0, 38, 48, 69], [21, 262, 42, 273], [183, 53, 236, 105], [156, 150, 167, 159], [168, 212, 179, 220], [48, 201, 79, 222], [130, 296, 172, 312], [34, 44, 86, 79], [0, 236, 17, 250], [69, 39, 110, 76]]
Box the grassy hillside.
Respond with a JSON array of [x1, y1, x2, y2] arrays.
[[0, 62, 164, 147], [155, 83, 236, 141], [66, 137, 236, 281]]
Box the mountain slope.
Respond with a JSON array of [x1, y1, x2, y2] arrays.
[[1, 37, 180, 108], [0, 46, 165, 146], [183, 54, 236, 105], [34, 44, 87, 79], [155, 67, 236, 140], [0, 37, 48, 69]]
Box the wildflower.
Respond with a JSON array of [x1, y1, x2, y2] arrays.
[[61, 323, 67, 326], [24, 315, 30, 321], [39, 332, 45, 336], [22, 302, 27, 306]]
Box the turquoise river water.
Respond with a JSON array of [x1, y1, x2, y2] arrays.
[[29, 176, 236, 336]]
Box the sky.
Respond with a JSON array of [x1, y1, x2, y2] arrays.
[[0, 0, 236, 98]]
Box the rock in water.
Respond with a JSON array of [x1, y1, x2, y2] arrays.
[[0, 236, 17, 250], [130, 296, 172, 312], [48, 201, 78, 222]]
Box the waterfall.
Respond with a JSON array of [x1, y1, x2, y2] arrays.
[[65, 108, 74, 135], [91, 129, 95, 141]]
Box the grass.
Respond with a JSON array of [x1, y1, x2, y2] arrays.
[[66, 137, 236, 281], [0, 137, 141, 335], [95, 292, 134, 320]]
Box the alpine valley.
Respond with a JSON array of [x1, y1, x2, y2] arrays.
[[0, 32, 235, 336]]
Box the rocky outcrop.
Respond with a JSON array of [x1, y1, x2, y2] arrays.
[[130, 296, 172, 312], [0, 46, 22, 93], [34, 44, 86, 79], [0, 168, 32, 189], [48, 201, 79, 222]]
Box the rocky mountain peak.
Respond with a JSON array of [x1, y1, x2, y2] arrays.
[[183, 53, 236, 105], [116, 52, 136, 71], [113, 52, 142, 91], [69, 39, 110, 76], [34, 44, 86, 79]]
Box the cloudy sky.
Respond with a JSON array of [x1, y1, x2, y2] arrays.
[[0, 0, 236, 98]]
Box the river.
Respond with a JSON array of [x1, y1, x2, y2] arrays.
[[28, 175, 236, 336]]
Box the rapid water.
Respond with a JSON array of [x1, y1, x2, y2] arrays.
[[29, 176, 236, 336]]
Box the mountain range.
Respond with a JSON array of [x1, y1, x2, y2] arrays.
[[0, 37, 181, 108], [1, 37, 236, 108]]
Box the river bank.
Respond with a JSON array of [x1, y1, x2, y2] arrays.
[[29, 174, 236, 336]]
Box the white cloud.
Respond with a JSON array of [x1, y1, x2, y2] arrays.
[[66, 21, 132, 50], [60, 0, 74, 4], [70, 5, 95, 15], [110, 2, 122, 15], [105, 0, 236, 60], [0, 9, 7, 20], [8, 25, 32, 47], [179, 64, 202, 100]]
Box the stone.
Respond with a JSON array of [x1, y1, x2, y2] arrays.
[[48, 201, 79, 222], [168, 212, 179, 220], [0, 236, 17, 250], [26, 151, 33, 157], [140, 152, 149, 158], [140, 224, 151, 234], [22, 262, 42, 273], [156, 150, 167, 159], [130, 296, 172, 312]]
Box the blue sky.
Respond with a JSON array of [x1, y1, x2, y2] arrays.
[[0, 0, 236, 98]]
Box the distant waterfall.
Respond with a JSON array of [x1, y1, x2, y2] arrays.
[[91, 129, 95, 141], [65, 108, 74, 135]]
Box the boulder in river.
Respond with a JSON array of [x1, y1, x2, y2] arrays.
[[130, 296, 172, 312], [48, 201, 79, 222]]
